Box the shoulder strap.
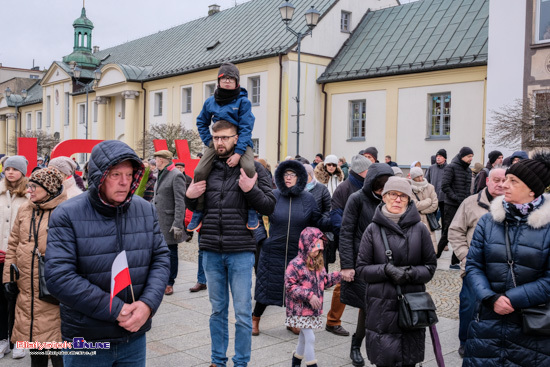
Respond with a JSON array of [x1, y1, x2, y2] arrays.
[[504, 222, 517, 288], [381, 227, 403, 297]]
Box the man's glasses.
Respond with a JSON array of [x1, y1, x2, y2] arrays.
[[220, 76, 236, 82], [386, 191, 409, 201], [26, 184, 38, 192], [212, 135, 237, 142], [284, 173, 297, 178]]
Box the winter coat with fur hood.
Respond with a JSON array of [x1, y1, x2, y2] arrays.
[[463, 195, 550, 367], [0, 179, 29, 254], [255, 160, 321, 307], [285, 228, 341, 317], [314, 162, 344, 197], [63, 176, 83, 199], [339, 163, 394, 309]]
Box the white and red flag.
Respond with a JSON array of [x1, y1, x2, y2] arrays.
[[110, 250, 132, 313]]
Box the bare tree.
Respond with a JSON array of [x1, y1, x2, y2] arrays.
[[490, 92, 550, 150], [137, 123, 203, 159], [7, 130, 60, 157]]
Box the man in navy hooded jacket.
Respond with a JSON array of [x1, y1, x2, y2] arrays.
[[45, 140, 169, 366]]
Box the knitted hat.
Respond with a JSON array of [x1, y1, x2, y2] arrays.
[[506, 152, 550, 197], [459, 147, 474, 158], [410, 161, 421, 169], [363, 147, 378, 161], [324, 155, 338, 165], [4, 155, 28, 176], [315, 153, 324, 160], [218, 62, 240, 85], [153, 150, 173, 160], [472, 163, 484, 174], [382, 176, 413, 200], [29, 167, 64, 195], [488, 150, 503, 165], [350, 155, 371, 174], [436, 149, 447, 159], [410, 167, 424, 179], [511, 151, 529, 162], [303, 163, 315, 180], [392, 166, 404, 177], [48, 156, 77, 176]]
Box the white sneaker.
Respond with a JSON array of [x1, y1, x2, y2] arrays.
[[12, 347, 25, 359], [0, 339, 10, 358]]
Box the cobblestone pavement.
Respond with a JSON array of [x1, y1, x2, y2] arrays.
[[426, 270, 461, 320]]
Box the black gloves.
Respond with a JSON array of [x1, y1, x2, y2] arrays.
[[384, 263, 411, 285]]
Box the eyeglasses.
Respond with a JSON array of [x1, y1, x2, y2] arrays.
[[386, 191, 409, 201], [326, 163, 336, 167], [284, 172, 297, 178], [212, 135, 237, 142], [26, 183, 38, 192], [107, 172, 133, 181], [220, 76, 236, 82]]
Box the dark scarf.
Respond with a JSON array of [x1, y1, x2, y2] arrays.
[[502, 196, 544, 223], [214, 86, 241, 106]]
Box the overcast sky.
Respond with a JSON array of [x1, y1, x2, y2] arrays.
[[2, 0, 418, 70]]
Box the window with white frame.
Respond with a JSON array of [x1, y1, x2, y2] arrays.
[[248, 77, 260, 106], [64, 93, 70, 126], [349, 100, 366, 139], [537, 0, 550, 43], [93, 101, 98, 122], [121, 99, 126, 119], [154, 92, 163, 116], [182, 87, 192, 113], [78, 104, 86, 124], [26, 113, 32, 131], [205, 84, 215, 100], [46, 96, 51, 127], [341, 11, 351, 32], [534, 91, 550, 140], [428, 93, 451, 138], [36, 111, 42, 129], [252, 138, 259, 155]]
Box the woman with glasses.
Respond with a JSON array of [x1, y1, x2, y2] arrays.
[[355, 177, 437, 367], [253, 160, 323, 336], [0, 156, 29, 360], [3, 167, 67, 367], [314, 154, 344, 197]]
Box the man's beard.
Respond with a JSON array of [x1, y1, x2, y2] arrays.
[[215, 146, 234, 158]]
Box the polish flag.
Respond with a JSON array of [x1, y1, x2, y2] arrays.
[[110, 251, 132, 313]]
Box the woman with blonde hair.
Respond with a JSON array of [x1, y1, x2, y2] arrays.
[[0, 156, 29, 360]]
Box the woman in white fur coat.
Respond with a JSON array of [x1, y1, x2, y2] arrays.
[[314, 154, 344, 197], [48, 156, 83, 199]]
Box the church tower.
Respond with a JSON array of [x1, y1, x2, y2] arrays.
[[62, 5, 100, 68]]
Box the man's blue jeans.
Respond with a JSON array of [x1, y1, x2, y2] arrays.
[[203, 250, 254, 367], [168, 244, 179, 286], [63, 333, 146, 367], [459, 274, 476, 346], [198, 249, 206, 284]]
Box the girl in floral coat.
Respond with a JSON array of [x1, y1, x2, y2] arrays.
[[285, 227, 341, 367]]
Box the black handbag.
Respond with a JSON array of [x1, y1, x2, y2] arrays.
[[32, 209, 59, 305], [504, 224, 550, 336], [381, 227, 438, 330], [413, 192, 440, 231]]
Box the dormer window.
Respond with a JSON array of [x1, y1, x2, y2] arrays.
[[341, 11, 351, 33]]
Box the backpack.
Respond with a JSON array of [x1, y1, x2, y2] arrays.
[[473, 167, 490, 193]]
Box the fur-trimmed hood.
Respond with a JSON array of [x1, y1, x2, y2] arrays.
[[275, 160, 308, 197], [490, 194, 550, 229], [314, 162, 344, 184]]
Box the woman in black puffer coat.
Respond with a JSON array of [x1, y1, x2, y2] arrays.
[[253, 160, 321, 335], [356, 177, 437, 367]]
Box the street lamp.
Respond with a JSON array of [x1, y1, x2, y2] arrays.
[[4, 87, 28, 153], [279, 2, 320, 156], [70, 63, 101, 161]]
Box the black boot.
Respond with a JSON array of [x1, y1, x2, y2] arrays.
[[350, 333, 365, 367], [304, 360, 317, 367], [292, 351, 303, 367]]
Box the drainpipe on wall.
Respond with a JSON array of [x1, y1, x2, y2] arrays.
[[278, 54, 283, 162], [322, 83, 328, 156], [141, 81, 147, 159]]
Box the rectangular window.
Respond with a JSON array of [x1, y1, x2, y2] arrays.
[[26, 113, 32, 131], [349, 100, 366, 139], [154, 92, 163, 116], [341, 11, 351, 32], [182, 87, 192, 113], [30, 75, 39, 79], [252, 138, 259, 155], [428, 93, 451, 138], [93, 101, 98, 122], [64, 93, 70, 126], [534, 92, 550, 140], [537, 0, 550, 43], [78, 104, 86, 124], [205, 84, 215, 100], [249, 77, 260, 106], [36, 111, 42, 129], [121, 99, 126, 119], [46, 96, 51, 127]]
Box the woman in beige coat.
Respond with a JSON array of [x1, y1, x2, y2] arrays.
[[3, 167, 67, 367], [0, 156, 29, 360], [410, 167, 439, 250]]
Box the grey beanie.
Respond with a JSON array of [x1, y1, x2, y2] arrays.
[[350, 155, 371, 174], [392, 166, 404, 177], [410, 167, 424, 180], [4, 155, 28, 176], [218, 62, 240, 85], [303, 163, 315, 180], [381, 176, 413, 199], [49, 156, 77, 176]]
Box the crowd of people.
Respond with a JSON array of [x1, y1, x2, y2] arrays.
[[0, 59, 548, 367]]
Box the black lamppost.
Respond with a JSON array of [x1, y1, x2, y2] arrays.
[[279, 1, 320, 156], [70, 62, 101, 142], [4, 87, 28, 153]]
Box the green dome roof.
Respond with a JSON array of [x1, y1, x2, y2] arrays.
[[73, 7, 94, 28]]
